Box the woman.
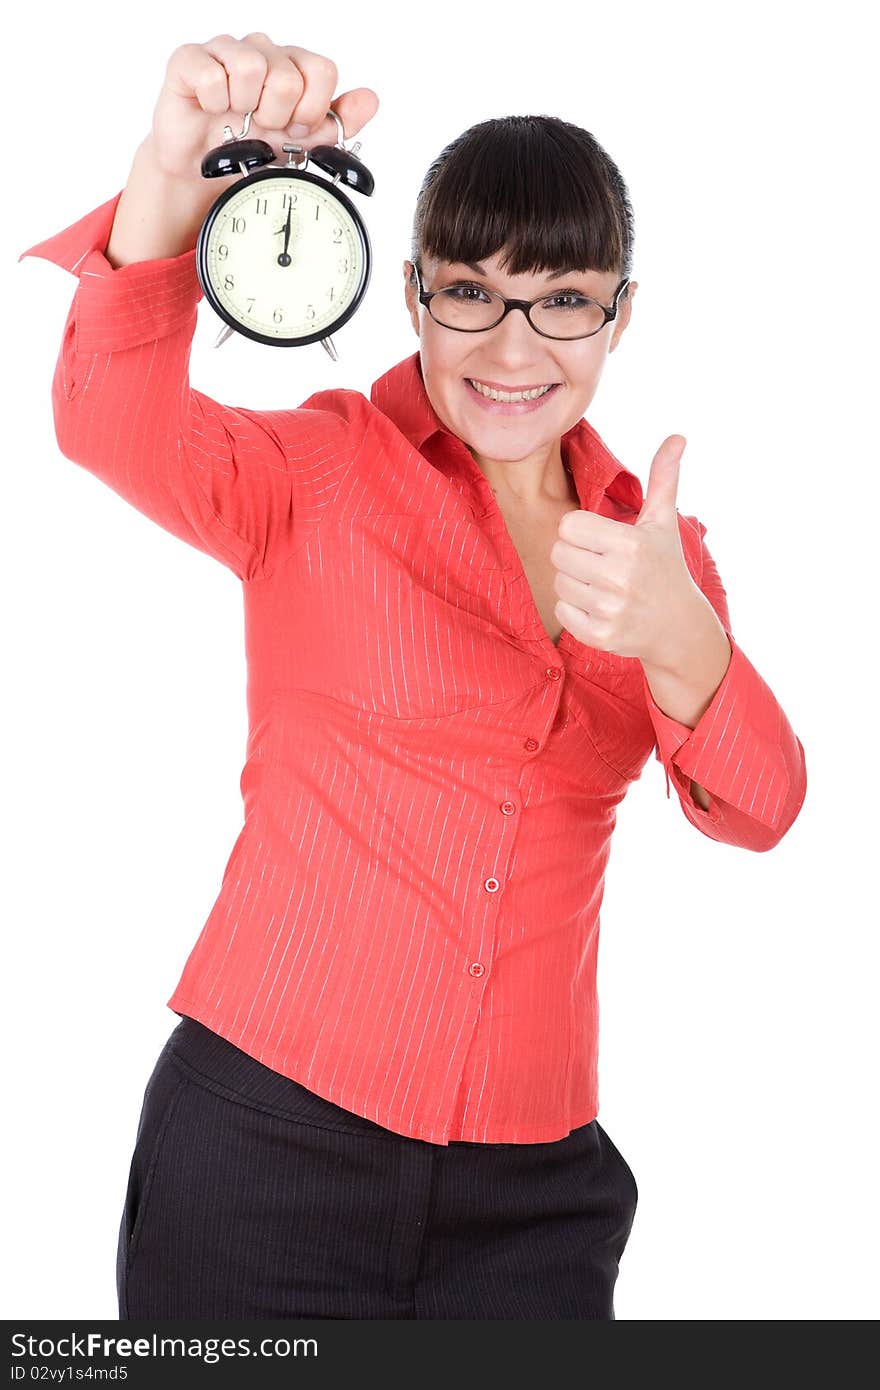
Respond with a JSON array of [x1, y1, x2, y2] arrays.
[[20, 32, 807, 1320]]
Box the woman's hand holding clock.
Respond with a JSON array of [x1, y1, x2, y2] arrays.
[[106, 33, 379, 269], [148, 32, 380, 184]]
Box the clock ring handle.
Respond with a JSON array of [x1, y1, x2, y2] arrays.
[[324, 107, 347, 147], [285, 107, 348, 154], [220, 107, 343, 148], [221, 110, 253, 143]]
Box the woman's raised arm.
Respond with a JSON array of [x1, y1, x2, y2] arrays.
[[19, 33, 379, 581]]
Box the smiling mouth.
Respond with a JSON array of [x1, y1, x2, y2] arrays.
[[466, 377, 560, 400], [464, 377, 562, 404]]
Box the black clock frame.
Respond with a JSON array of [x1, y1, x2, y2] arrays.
[[195, 166, 372, 349]]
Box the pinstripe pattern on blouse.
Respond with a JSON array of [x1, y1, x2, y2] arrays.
[[20, 194, 807, 1145]]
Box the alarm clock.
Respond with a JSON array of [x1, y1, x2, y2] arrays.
[[195, 108, 375, 358]]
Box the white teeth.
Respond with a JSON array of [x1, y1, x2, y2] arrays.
[[468, 379, 554, 403]]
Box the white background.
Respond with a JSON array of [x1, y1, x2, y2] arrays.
[[3, 0, 877, 1322]]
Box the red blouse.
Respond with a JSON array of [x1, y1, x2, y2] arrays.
[[19, 193, 807, 1144]]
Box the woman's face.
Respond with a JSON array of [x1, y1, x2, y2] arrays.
[[403, 251, 637, 474]]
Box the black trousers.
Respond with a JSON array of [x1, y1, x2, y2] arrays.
[[117, 1016, 638, 1320]]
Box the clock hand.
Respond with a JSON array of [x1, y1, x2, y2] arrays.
[[277, 204, 293, 268]]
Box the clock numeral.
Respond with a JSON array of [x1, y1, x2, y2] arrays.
[[306, 305, 315, 321], [247, 299, 256, 314], [255, 198, 268, 214], [273, 308, 284, 324], [281, 193, 298, 209], [338, 258, 349, 274], [224, 273, 235, 291], [332, 227, 343, 244], [314, 205, 320, 220], [218, 244, 229, 260], [329, 286, 335, 301], [231, 216, 246, 234]]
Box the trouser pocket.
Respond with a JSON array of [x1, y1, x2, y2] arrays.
[[116, 1045, 188, 1317], [594, 1118, 639, 1247]]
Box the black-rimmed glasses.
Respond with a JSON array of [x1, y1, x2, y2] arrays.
[[411, 261, 630, 341]]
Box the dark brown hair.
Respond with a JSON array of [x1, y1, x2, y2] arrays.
[[409, 115, 634, 299]]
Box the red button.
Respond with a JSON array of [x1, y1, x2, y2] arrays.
[[484, 877, 500, 893], [523, 737, 539, 752], [545, 667, 562, 680], [468, 961, 486, 978], [500, 801, 516, 815]]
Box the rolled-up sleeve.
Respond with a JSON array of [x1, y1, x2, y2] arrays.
[[644, 518, 807, 851], [19, 194, 367, 582], [20, 191, 204, 351]]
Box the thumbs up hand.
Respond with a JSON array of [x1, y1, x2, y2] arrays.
[[550, 435, 717, 671]]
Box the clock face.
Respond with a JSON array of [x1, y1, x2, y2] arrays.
[[198, 169, 370, 345]]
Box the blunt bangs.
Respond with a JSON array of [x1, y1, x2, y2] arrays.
[[410, 115, 634, 286]]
